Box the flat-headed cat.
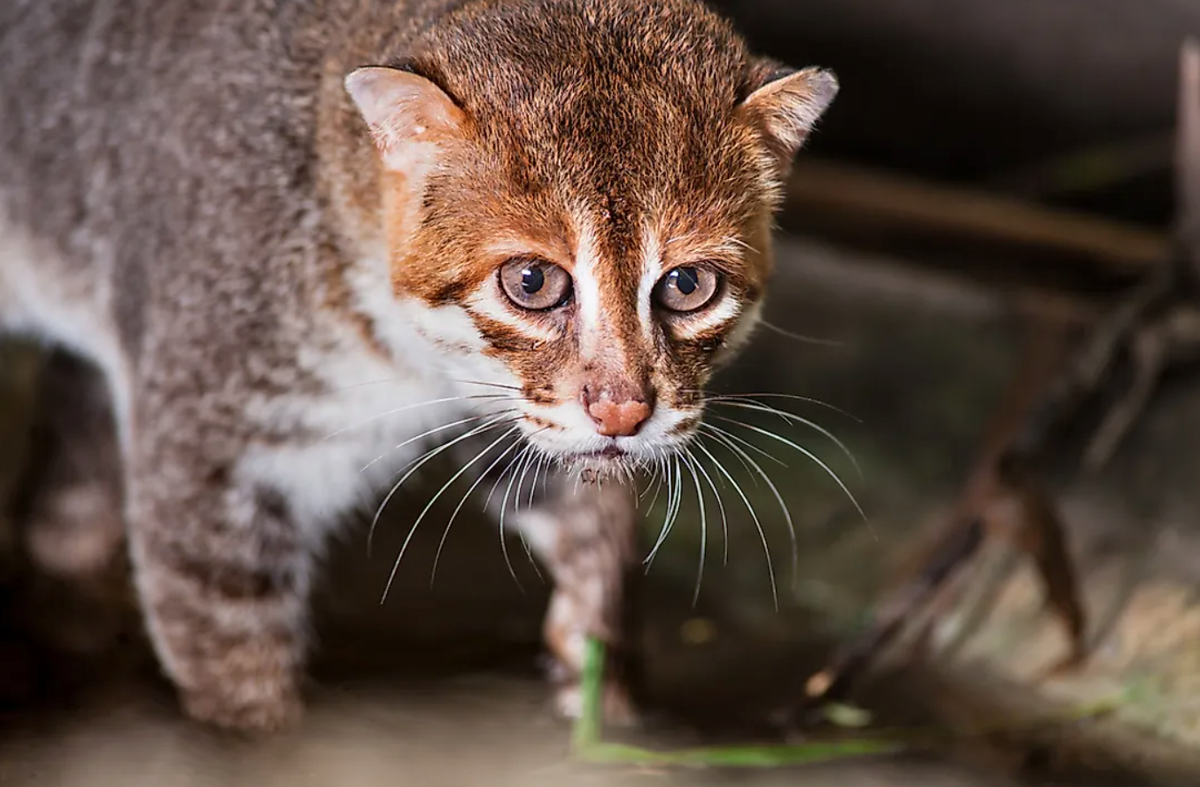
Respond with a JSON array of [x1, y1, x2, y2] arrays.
[[0, 0, 836, 732]]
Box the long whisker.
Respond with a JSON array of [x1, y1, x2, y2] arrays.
[[429, 427, 525, 587], [644, 455, 683, 572], [362, 410, 516, 475], [687, 445, 729, 566], [756, 319, 844, 348], [712, 415, 870, 534], [699, 422, 759, 485], [681, 451, 707, 606], [641, 449, 666, 508], [492, 443, 534, 590], [704, 426, 798, 587], [324, 393, 517, 442], [697, 391, 860, 423], [454, 379, 523, 392], [708, 399, 863, 480], [513, 446, 539, 513], [527, 452, 547, 510], [694, 439, 778, 610], [322, 376, 407, 395], [700, 422, 786, 467], [498, 444, 544, 581], [367, 412, 518, 555], [381, 424, 522, 602]]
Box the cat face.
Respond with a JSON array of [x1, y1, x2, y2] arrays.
[[345, 1, 836, 477]]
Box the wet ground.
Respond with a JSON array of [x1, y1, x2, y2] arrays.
[[3, 235, 1200, 785]]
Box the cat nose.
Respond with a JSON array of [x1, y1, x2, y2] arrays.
[[582, 386, 652, 437]]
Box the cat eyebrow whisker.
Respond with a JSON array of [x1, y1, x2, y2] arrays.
[[755, 320, 844, 347], [722, 235, 760, 256]]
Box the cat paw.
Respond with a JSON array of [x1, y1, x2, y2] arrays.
[[181, 683, 304, 734], [552, 681, 639, 728]]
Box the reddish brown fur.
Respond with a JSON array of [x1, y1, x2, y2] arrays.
[[336, 0, 833, 430]]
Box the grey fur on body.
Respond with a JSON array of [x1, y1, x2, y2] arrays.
[[0, 0, 836, 731]]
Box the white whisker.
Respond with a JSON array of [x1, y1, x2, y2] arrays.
[[698, 391, 860, 423], [644, 455, 683, 572], [429, 427, 525, 587], [694, 439, 778, 610], [709, 399, 862, 480], [703, 426, 798, 587], [498, 444, 544, 581], [688, 445, 729, 566], [757, 320, 843, 347], [712, 415, 870, 536], [381, 424, 523, 602], [367, 412, 518, 556], [454, 379, 523, 392], [361, 410, 516, 475], [700, 422, 786, 467], [681, 451, 707, 606], [323, 393, 516, 442]]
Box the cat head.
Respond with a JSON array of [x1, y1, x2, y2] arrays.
[[344, 0, 836, 477]]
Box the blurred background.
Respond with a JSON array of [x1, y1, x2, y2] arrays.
[[5, 1, 1200, 784]]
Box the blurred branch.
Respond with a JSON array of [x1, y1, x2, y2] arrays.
[[784, 159, 1169, 289], [989, 132, 1172, 198]]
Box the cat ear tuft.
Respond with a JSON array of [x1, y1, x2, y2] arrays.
[[739, 64, 838, 166], [344, 66, 465, 171]]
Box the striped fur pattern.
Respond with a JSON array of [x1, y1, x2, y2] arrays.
[[0, 0, 836, 732]]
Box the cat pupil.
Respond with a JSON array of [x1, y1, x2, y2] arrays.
[[674, 267, 699, 295], [521, 266, 544, 294]]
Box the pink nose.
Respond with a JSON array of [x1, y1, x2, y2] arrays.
[[585, 394, 652, 437]]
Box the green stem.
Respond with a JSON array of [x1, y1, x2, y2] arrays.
[[570, 636, 1122, 770]]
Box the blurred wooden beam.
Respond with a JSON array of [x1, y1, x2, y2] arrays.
[[783, 159, 1172, 294]]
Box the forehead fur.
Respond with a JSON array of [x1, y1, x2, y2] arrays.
[[388, 0, 768, 245]]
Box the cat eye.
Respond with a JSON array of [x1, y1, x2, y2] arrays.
[[653, 266, 719, 312], [498, 258, 573, 310]]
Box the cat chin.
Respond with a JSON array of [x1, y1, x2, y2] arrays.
[[558, 452, 639, 485]]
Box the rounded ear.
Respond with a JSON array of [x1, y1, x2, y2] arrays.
[[738, 63, 839, 170], [344, 66, 466, 173]]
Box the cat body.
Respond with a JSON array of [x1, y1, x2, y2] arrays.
[[0, 0, 835, 730]]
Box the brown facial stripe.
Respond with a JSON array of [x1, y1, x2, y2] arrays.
[[426, 278, 475, 307], [523, 385, 556, 406], [667, 413, 702, 437], [472, 313, 549, 354], [524, 414, 563, 431], [679, 316, 738, 352]]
